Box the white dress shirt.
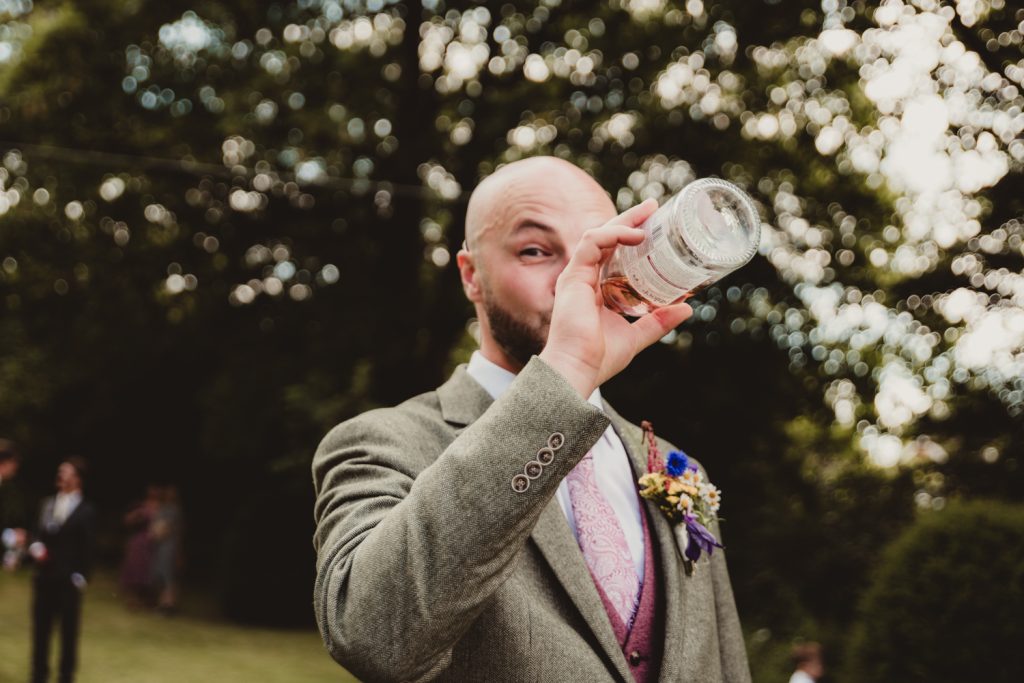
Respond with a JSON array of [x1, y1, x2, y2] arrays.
[[466, 351, 645, 581], [52, 490, 82, 525]]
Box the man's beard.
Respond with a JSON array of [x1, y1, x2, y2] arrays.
[[483, 298, 549, 367]]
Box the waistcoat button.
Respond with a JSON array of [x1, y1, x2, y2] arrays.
[[628, 650, 642, 666]]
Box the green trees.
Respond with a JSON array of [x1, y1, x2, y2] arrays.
[[847, 501, 1024, 682]]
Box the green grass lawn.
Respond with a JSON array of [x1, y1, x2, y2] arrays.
[[0, 571, 358, 682]]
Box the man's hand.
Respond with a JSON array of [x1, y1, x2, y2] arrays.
[[538, 199, 693, 397]]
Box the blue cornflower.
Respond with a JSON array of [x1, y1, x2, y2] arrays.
[[665, 450, 689, 477]]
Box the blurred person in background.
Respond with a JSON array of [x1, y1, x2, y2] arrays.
[[1, 439, 29, 570], [788, 642, 824, 683], [151, 484, 182, 615], [0, 438, 20, 486], [118, 484, 161, 607], [29, 457, 95, 683]]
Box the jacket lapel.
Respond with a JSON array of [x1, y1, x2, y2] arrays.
[[61, 498, 84, 529], [436, 365, 494, 432], [531, 501, 634, 682], [41, 497, 57, 530], [436, 365, 633, 682], [603, 405, 688, 683]]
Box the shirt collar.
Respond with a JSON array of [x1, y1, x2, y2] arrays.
[[56, 490, 82, 506], [467, 350, 605, 411]]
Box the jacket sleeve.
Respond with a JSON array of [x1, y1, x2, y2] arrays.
[[33, 499, 48, 536], [77, 503, 96, 580], [311, 357, 609, 682]]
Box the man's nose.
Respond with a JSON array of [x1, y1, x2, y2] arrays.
[[551, 257, 570, 291]]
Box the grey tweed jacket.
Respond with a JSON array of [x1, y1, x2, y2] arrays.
[[312, 357, 751, 683]]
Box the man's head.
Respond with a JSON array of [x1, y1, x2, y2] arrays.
[[791, 642, 823, 680], [0, 439, 19, 482], [457, 156, 617, 371], [55, 457, 86, 494]]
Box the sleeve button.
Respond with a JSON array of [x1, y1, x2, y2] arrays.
[[548, 432, 565, 450], [524, 461, 543, 479], [536, 447, 555, 466], [510, 474, 530, 493]]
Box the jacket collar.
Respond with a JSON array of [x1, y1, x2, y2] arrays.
[[45, 494, 87, 529], [436, 364, 495, 428]]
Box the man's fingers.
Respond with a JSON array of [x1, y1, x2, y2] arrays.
[[560, 199, 660, 280], [582, 222, 646, 251], [572, 199, 660, 263], [618, 197, 659, 227], [558, 227, 639, 286], [629, 302, 693, 350]]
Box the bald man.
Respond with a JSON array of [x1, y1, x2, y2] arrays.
[[312, 157, 750, 683]]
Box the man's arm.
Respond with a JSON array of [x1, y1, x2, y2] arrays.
[[24, 499, 50, 566], [77, 503, 96, 581], [312, 357, 608, 682]]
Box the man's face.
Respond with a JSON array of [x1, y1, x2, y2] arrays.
[[804, 657, 824, 679], [55, 462, 80, 493], [0, 458, 17, 480], [461, 161, 617, 369]]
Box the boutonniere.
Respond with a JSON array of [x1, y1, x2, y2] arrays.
[[636, 420, 723, 572]]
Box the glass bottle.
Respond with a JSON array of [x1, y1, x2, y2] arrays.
[[600, 178, 761, 317]]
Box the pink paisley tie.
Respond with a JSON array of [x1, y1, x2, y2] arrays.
[[565, 450, 640, 629]]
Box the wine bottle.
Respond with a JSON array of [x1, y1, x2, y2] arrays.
[[601, 178, 761, 317]]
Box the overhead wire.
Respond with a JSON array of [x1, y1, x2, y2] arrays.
[[0, 140, 469, 202]]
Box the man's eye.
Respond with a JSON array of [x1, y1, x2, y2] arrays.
[[519, 247, 548, 258]]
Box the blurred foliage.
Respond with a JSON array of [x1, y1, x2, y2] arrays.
[[846, 500, 1024, 682], [0, 0, 1022, 676]]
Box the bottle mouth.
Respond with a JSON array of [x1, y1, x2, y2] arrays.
[[677, 178, 761, 268]]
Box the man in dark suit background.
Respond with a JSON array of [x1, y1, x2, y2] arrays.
[[30, 457, 95, 683]]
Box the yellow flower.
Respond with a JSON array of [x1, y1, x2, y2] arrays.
[[638, 473, 665, 498]]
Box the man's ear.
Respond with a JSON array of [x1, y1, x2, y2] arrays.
[[457, 248, 482, 303]]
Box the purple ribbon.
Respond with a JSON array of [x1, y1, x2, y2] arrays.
[[683, 514, 723, 563]]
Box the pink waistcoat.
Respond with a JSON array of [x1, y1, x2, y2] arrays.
[[592, 504, 664, 682]]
